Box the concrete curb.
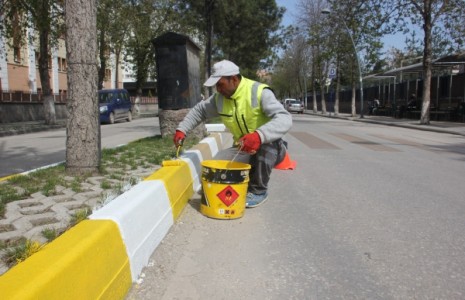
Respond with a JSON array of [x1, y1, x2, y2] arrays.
[[0, 125, 231, 299]]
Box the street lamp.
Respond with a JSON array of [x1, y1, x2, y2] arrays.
[[321, 8, 364, 118]]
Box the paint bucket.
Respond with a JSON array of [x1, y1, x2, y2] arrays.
[[200, 160, 251, 219]]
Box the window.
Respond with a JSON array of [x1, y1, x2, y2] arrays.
[[61, 58, 67, 71], [35, 52, 40, 67], [14, 47, 21, 63], [58, 57, 67, 71]]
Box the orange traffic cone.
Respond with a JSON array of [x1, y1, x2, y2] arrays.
[[274, 151, 296, 170]]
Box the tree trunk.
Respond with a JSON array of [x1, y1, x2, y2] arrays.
[[351, 84, 356, 117], [334, 71, 340, 115], [334, 57, 341, 115], [65, 0, 100, 175], [320, 86, 327, 114], [313, 89, 318, 113], [38, 25, 56, 125], [114, 48, 121, 88], [420, 2, 432, 125], [98, 28, 106, 90], [204, 0, 214, 98]]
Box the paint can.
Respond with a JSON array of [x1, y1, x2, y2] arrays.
[[200, 160, 251, 219]]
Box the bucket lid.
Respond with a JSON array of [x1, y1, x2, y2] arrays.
[[201, 160, 251, 170]]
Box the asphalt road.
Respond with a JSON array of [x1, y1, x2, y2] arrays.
[[126, 114, 465, 299], [0, 117, 160, 177]]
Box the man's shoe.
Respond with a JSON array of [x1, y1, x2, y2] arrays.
[[246, 192, 268, 208]]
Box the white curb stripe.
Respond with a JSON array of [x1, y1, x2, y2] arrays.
[[90, 180, 173, 281]]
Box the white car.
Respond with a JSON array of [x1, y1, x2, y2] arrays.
[[284, 98, 304, 114]]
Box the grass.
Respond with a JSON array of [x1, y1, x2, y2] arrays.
[[0, 135, 197, 217], [41, 227, 59, 242], [3, 239, 43, 267], [0, 134, 198, 268]]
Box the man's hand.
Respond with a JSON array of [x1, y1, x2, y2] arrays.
[[239, 132, 261, 154], [173, 130, 186, 147]]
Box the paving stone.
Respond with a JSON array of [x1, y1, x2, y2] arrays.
[[0, 162, 160, 275]]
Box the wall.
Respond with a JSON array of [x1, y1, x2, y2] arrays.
[[0, 103, 158, 123], [0, 103, 68, 123]]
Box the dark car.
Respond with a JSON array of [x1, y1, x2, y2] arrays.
[[99, 89, 132, 124]]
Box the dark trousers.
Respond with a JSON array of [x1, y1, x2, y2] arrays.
[[214, 139, 286, 194]]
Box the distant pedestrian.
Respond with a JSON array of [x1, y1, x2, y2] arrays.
[[408, 94, 417, 109]]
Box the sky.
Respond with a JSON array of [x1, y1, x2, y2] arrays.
[[275, 0, 414, 54]]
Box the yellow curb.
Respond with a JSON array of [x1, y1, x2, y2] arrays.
[[0, 220, 132, 300]]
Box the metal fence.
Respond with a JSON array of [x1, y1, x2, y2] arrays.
[[0, 91, 67, 103]]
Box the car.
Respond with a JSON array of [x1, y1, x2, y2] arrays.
[[284, 98, 304, 114], [99, 89, 132, 124]]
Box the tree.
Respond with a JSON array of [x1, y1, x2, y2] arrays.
[[322, 0, 389, 117], [96, 0, 128, 90], [0, 0, 64, 125], [123, 0, 190, 98], [395, 0, 465, 124], [177, 0, 284, 78], [269, 56, 298, 100], [65, 0, 100, 175], [295, 0, 391, 116]]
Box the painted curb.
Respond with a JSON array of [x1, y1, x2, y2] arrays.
[[90, 180, 173, 282], [0, 126, 231, 299], [0, 220, 132, 299]]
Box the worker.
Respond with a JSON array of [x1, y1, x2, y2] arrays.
[[173, 60, 292, 208]]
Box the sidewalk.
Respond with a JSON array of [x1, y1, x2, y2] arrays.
[[304, 110, 465, 137], [0, 119, 68, 137]]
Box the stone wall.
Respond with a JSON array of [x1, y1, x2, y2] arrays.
[[0, 103, 68, 123], [158, 108, 207, 140], [0, 103, 158, 123]]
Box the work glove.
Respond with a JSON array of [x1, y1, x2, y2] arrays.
[[173, 130, 186, 147], [239, 132, 261, 154]]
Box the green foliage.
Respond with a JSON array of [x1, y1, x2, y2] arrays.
[[392, 0, 465, 57], [176, 0, 284, 74], [2, 239, 43, 267], [70, 208, 91, 226], [42, 227, 59, 241], [100, 180, 112, 190]]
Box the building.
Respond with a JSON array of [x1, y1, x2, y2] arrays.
[[0, 29, 123, 97]]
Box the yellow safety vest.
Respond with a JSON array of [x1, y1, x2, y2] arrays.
[[215, 77, 271, 142]]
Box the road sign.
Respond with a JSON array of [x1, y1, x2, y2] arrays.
[[329, 67, 336, 79]]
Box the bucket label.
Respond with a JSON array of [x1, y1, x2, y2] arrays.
[[217, 185, 239, 207]]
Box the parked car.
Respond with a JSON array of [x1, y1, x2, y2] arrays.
[[284, 98, 304, 114], [99, 89, 132, 124]]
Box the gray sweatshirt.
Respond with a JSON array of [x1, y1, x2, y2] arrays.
[[177, 87, 292, 144]]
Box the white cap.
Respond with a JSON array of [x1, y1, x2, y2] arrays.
[[203, 60, 240, 87]]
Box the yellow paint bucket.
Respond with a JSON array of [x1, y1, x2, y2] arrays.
[[200, 160, 251, 219]]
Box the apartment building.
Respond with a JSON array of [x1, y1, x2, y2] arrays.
[[0, 28, 122, 95]]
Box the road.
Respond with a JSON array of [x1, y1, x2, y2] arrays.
[[126, 114, 465, 299], [0, 117, 160, 177]]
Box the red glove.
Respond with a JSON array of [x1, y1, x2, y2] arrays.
[[239, 132, 261, 154], [173, 130, 186, 147]]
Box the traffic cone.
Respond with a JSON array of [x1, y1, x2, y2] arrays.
[[274, 151, 296, 170]]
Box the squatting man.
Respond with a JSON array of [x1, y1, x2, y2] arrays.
[[173, 60, 292, 208]]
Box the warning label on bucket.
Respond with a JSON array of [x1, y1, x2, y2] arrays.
[[217, 185, 239, 207]]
